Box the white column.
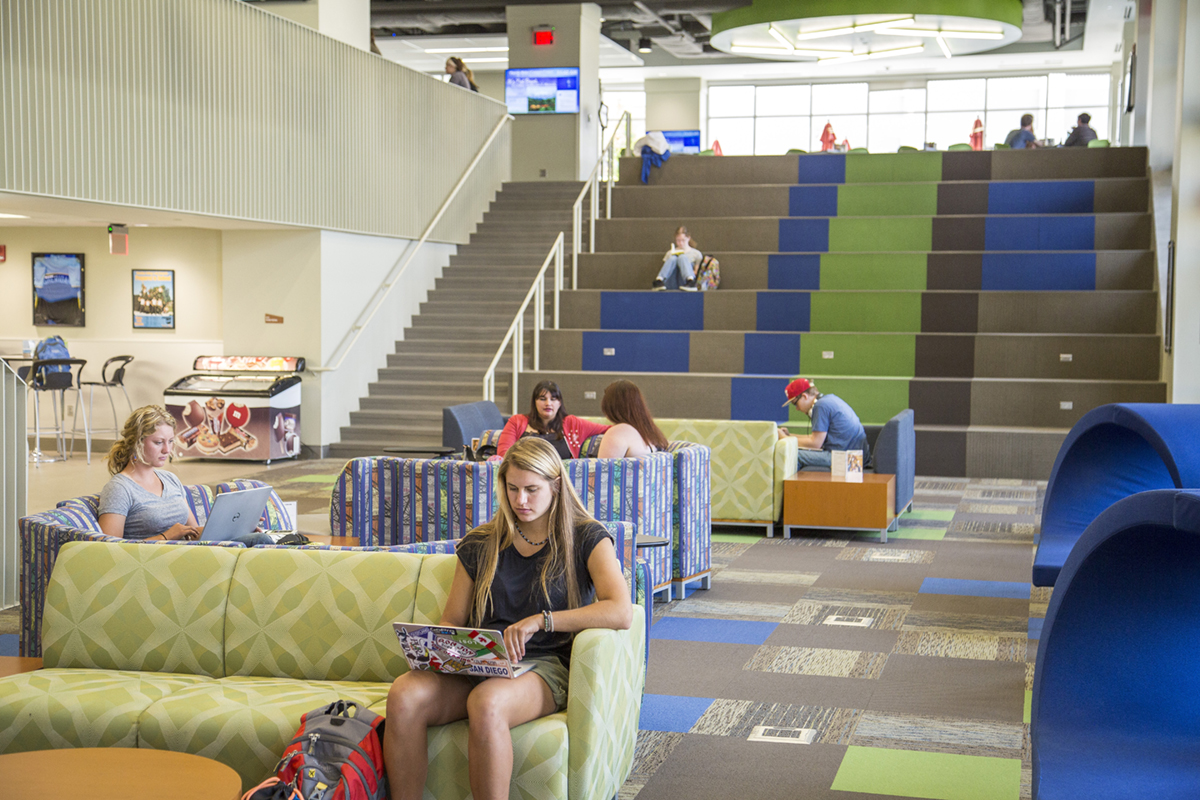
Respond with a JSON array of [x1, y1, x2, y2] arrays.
[[1169, 0, 1200, 402]]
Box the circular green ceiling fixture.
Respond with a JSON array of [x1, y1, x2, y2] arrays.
[[711, 0, 1023, 62]]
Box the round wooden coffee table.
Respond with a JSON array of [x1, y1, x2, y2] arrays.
[[0, 748, 242, 799]]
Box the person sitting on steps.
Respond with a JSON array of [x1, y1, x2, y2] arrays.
[[652, 226, 701, 291]]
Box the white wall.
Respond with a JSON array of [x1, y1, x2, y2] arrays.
[[645, 78, 703, 133], [1170, 0, 1200, 403], [0, 226, 224, 432]]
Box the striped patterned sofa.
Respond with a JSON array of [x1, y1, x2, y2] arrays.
[[17, 479, 292, 658], [0, 540, 646, 799]]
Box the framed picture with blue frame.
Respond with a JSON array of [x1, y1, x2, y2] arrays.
[[32, 252, 85, 327], [132, 269, 176, 329]]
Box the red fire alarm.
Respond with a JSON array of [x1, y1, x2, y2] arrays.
[[0, 245, 6, 263], [533, 26, 554, 45]]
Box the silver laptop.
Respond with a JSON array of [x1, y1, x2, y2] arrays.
[[199, 486, 273, 542]]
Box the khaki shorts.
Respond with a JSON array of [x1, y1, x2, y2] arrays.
[[469, 653, 570, 712]]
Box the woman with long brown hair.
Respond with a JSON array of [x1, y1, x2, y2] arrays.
[[445, 56, 479, 92], [382, 437, 631, 800], [597, 379, 669, 459]]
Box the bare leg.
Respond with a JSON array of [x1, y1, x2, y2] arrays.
[[384, 671, 473, 800], [465, 672, 557, 800]]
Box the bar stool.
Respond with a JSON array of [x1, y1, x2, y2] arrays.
[[24, 358, 89, 464], [77, 355, 134, 449]]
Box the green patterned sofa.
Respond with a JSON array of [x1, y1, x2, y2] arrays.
[[0, 541, 647, 798], [655, 418, 798, 533]]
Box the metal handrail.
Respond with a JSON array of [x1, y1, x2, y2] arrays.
[[570, 111, 632, 289], [482, 233, 565, 413], [312, 113, 514, 373]]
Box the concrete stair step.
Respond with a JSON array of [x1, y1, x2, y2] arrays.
[[349, 408, 443, 425], [368, 379, 510, 398], [360, 394, 486, 410], [385, 352, 495, 368]]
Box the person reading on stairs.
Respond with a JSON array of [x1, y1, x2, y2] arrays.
[[651, 226, 702, 291]]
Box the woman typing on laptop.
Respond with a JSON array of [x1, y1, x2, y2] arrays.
[[383, 437, 632, 800], [98, 405, 274, 545]]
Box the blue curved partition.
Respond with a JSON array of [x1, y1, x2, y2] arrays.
[[1032, 489, 1200, 800], [1034, 403, 1200, 586]]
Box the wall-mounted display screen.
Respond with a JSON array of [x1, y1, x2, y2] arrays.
[[662, 130, 701, 153], [505, 67, 580, 114]]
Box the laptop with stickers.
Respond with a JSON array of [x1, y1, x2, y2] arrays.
[[392, 622, 532, 679]]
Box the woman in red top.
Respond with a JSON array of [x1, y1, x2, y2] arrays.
[[496, 381, 610, 459]]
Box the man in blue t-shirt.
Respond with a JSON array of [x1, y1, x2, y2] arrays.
[[777, 378, 869, 470], [1005, 114, 1039, 149]]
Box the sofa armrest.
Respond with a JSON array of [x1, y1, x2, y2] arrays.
[[566, 614, 647, 800], [772, 437, 799, 520]]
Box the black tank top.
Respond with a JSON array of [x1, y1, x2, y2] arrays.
[[521, 430, 573, 460]]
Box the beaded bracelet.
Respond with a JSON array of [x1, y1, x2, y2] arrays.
[[542, 610, 554, 633]]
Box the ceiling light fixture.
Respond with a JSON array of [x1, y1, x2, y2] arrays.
[[876, 27, 1004, 40], [424, 46, 509, 53], [795, 16, 914, 41], [730, 44, 852, 57], [638, 37, 653, 53], [0, 212, 30, 219], [935, 35, 952, 58], [456, 57, 508, 63], [767, 24, 794, 51], [819, 44, 925, 63]]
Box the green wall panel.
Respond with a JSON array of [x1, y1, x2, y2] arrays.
[[837, 184, 938, 217], [843, 153, 943, 183], [784, 378, 910, 426], [819, 254, 927, 290], [810, 292, 923, 332], [828, 218, 932, 251], [800, 333, 916, 377]]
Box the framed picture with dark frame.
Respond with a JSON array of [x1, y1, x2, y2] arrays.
[[132, 269, 176, 329], [32, 252, 86, 327]]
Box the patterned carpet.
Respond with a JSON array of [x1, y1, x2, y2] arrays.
[[627, 477, 1046, 800]]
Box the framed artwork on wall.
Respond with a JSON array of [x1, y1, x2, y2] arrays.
[[132, 269, 176, 329], [32, 253, 85, 327]]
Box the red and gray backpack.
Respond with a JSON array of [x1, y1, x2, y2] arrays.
[[244, 700, 387, 800]]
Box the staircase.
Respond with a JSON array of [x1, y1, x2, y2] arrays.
[[328, 181, 588, 459]]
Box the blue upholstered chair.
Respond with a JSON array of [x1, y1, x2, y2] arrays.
[[442, 400, 507, 453], [1034, 403, 1200, 586], [1031, 489, 1200, 800]]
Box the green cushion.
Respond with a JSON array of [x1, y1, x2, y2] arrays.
[[223, 548, 422, 682], [42, 541, 239, 676], [422, 713, 569, 800], [655, 418, 782, 521], [414, 554, 458, 624], [0, 668, 213, 751], [138, 676, 391, 792]]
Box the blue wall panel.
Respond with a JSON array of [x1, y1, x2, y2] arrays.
[[789, 185, 839, 217], [985, 216, 1095, 251], [599, 292, 704, 331], [797, 154, 845, 184], [988, 181, 1095, 214], [731, 376, 791, 423], [778, 219, 830, 252], [582, 331, 690, 372], [768, 254, 821, 290], [756, 292, 811, 332], [744, 333, 802, 375], [981, 253, 1097, 290]]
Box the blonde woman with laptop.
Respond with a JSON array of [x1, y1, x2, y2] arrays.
[[383, 437, 632, 800]]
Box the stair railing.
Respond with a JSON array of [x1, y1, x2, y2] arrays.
[[482, 233, 564, 413], [570, 111, 631, 289], [0, 360, 27, 608], [311, 113, 514, 375]]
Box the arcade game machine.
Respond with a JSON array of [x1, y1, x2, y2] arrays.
[[164, 355, 304, 463]]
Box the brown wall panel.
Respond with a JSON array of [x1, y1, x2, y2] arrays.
[[973, 334, 1161, 380], [926, 253, 983, 289], [703, 291, 759, 330], [915, 335, 976, 377], [969, 378, 1166, 427], [965, 429, 1067, 480], [915, 427, 967, 477], [921, 292, 980, 332], [690, 332, 746, 373], [518, 371, 732, 419], [1095, 251, 1155, 290], [1094, 214, 1152, 250], [577, 254, 664, 290], [977, 292, 1157, 334], [612, 186, 790, 218], [909, 379, 972, 425], [618, 155, 799, 186], [560, 291, 601, 329], [937, 183, 989, 215], [941, 151, 992, 181], [932, 217, 986, 251], [539, 330, 583, 370], [991, 147, 1148, 180], [713, 255, 771, 290], [596, 217, 778, 252], [1093, 178, 1150, 213]]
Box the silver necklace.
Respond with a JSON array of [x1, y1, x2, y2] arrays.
[[516, 526, 547, 547]]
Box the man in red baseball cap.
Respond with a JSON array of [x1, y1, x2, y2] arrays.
[[779, 378, 869, 470]]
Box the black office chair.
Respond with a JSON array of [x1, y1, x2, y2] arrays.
[[77, 355, 134, 449], [25, 358, 89, 464]]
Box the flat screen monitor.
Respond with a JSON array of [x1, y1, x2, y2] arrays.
[[505, 68, 580, 115], [662, 130, 701, 154]]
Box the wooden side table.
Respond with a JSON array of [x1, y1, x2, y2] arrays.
[[0, 656, 43, 678], [0, 748, 241, 799], [782, 472, 896, 543]]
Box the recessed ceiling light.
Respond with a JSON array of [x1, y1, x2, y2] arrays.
[[638, 37, 653, 53], [0, 212, 30, 219], [876, 27, 1004, 40]]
